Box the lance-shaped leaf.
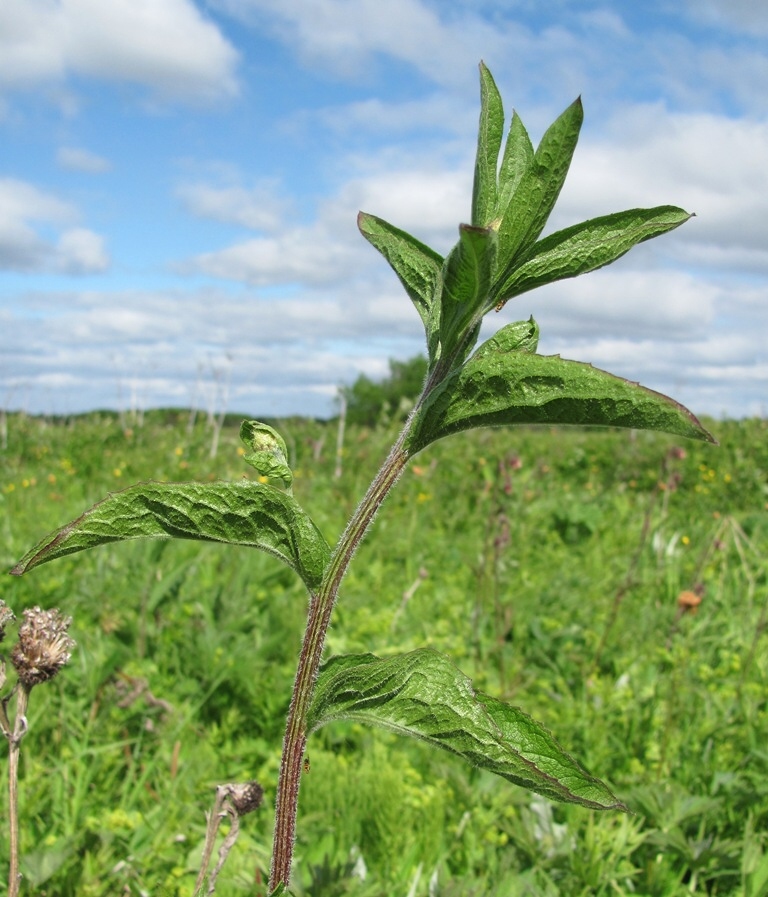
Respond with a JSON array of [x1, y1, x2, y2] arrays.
[[407, 325, 715, 453], [308, 649, 626, 810], [438, 223, 497, 365], [471, 62, 505, 228], [496, 97, 583, 280], [496, 111, 534, 220], [357, 211, 443, 334], [10, 481, 331, 592], [492, 206, 693, 309]]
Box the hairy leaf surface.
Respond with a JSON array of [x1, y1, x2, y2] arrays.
[[357, 211, 443, 333], [309, 649, 626, 810], [438, 224, 497, 364], [11, 481, 331, 591], [472, 62, 505, 227], [496, 98, 583, 279], [496, 112, 534, 219], [493, 206, 693, 307], [408, 329, 715, 452]]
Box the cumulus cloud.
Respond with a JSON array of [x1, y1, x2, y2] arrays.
[[177, 180, 289, 232], [0, 0, 239, 103], [179, 158, 472, 286], [0, 284, 422, 415], [214, 0, 512, 87], [182, 218, 369, 287], [2, 2, 765, 420], [0, 178, 109, 274], [55, 228, 109, 274]]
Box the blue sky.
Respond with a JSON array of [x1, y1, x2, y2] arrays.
[[1, 0, 767, 420]]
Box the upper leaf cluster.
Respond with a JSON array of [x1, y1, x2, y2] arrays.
[[359, 63, 711, 453], [359, 63, 692, 381]]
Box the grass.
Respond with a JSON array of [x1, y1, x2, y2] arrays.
[[1, 410, 767, 896]]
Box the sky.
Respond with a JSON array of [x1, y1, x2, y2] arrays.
[[1, 0, 767, 421]]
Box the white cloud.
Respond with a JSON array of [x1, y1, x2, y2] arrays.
[[214, 0, 512, 87], [0, 285, 423, 415], [0, 178, 110, 274], [2, 261, 762, 419], [57, 146, 112, 173], [177, 180, 289, 232], [183, 224, 362, 286], [0, 0, 239, 103], [55, 228, 109, 274], [180, 155, 472, 287]]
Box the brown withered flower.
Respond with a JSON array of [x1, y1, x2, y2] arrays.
[[228, 781, 264, 817], [11, 607, 75, 687]]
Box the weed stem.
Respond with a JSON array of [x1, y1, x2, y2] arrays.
[[6, 684, 30, 897], [269, 430, 411, 890]]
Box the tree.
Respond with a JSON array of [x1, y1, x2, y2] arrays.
[[341, 355, 428, 426]]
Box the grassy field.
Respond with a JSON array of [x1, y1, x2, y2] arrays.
[[1, 410, 767, 896]]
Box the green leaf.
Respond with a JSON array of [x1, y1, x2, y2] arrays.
[[240, 420, 293, 488], [438, 224, 497, 365], [309, 649, 626, 810], [407, 328, 716, 453], [357, 211, 443, 335], [474, 317, 540, 356], [496, 97, 583, 279], [471, 62, 505, 228], [496, 111, 534, 220], [10, 481, 331, 592], [492, 206, 693, 308]]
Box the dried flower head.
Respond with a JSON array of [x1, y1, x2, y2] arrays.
[[228, 781, 264, 817], [11, 607, 75, 687], [0, 601, 15, 643]]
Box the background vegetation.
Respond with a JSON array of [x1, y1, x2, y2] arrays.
[[339, 356, 428, 427], [1, 406, 766, 896]]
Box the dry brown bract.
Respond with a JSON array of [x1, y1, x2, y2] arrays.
[[10, 607, 75, 687]]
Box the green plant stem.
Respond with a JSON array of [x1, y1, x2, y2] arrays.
[[269, 432, 411, 891], [7, 684, 30, 897]]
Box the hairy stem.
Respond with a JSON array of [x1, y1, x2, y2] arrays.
[[7, 684, 30, 897], [269, 430, 411, 890]]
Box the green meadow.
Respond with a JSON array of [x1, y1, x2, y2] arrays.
[[1, 410, 767, 896]]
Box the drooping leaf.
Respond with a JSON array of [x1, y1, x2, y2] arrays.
[[471, 61, 505, 228], [240, 420, 293, 489], [496, 97, 583, 280], [10, 481, 331, 592], [309, 649, 626, 810], [357, 211, 443, 334], [438, 224, 497, 365], [492, 206, 693, 308], [407, 328, 715, 453]]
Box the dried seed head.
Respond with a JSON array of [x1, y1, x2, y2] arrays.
[[228, 781, 264, 816], [11, 606, 75, 687], [0, 601, 15, 643]]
